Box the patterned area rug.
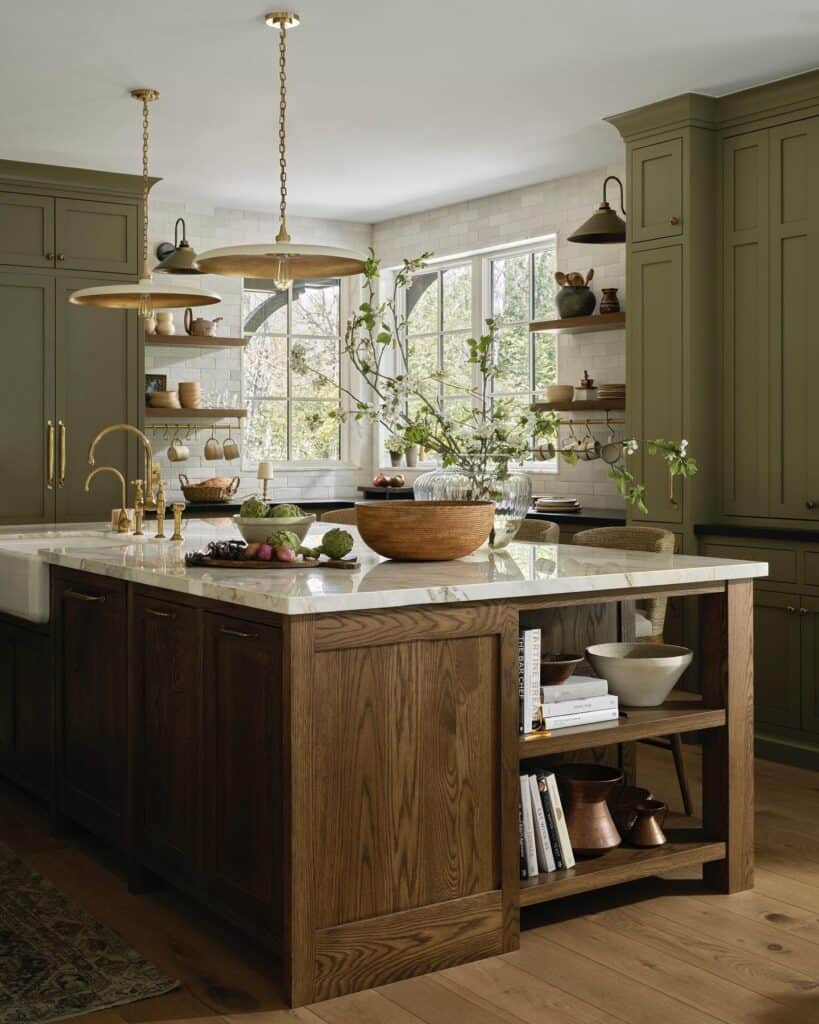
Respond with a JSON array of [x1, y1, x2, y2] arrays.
[[0, 843, 178, 1023]]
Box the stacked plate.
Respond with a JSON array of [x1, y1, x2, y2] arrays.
[[533, 495, 582, 513], [597, 383, 626, 401]]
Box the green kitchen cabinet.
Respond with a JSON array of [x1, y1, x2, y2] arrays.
[[801, 596, 819, 735], [0, 270, 56, 525], [0, 193, 55, 269], [54, 198, 138, 276], [754, 590, 802, 730], [630, 137, 684, 244]]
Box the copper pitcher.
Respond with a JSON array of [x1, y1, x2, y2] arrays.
[[630, 799, 668, 847], [558, 764, 623, 858]]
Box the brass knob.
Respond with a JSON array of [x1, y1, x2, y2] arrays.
[[800, 608, 809, 616], [807, 501, 817, 510], [57, 253, 65, 261], [45, 252, 54, 261], [786, 606, 796, 614], [670, 216, 680, 225]]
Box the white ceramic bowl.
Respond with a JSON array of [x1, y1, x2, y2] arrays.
[[585, 642, 693, 707], [233, 513, 316, 544]]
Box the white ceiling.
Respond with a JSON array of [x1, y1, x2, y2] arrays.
[[3, 0, 819, 223]]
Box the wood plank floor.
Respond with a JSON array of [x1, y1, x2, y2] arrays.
[[4, 744, 819, 1023]]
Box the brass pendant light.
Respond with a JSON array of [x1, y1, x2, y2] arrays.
[[568, 175, 627, 244], [195, 13, 367, 285], [70, 90, 221, 312]]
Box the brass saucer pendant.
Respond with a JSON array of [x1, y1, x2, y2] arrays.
[[69, 90, 221, 313], [195, 13, 366, 285]]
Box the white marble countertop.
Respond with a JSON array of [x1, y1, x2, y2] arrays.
[[5, 518, 769, 618]]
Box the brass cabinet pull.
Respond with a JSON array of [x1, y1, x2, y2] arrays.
[[670, 216, 680, 225], [786, 605, 796, 614], [807, 501, 817, 510], [800, 607, 809, 616], [45, 251, 54, 261], [57, 253, 65, 262], [58, 420, 66, 487], [46, 420, 55, 490], [220, 627, 258, 640], [65, 589, 106, 603], [146, 607, 176, 619]]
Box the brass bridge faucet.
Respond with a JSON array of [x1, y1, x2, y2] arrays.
[[87, 423, 156, 510], [84, 466, 130, 533]]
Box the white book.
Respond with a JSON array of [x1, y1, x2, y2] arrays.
[[527, 774, 556, 872], [519, 629, 542, 733], [541, 694, 618, 718], [540, 675, 608, 703], [519, 775, 538, 878], [543, 771, 575, 870], [541, 707, 619, 730]]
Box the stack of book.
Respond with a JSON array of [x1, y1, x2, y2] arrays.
[[519, 769, 575, 878], [540, 675, 618, 730]]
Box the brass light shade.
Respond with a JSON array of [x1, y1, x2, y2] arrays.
[[196, 13, 366, 284], [69, 91, 221, 312], [154, 218, 207, 274], [568, 175, 627, 244]]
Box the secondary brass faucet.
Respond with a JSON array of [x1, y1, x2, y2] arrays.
[[87, 423, 156, 510], [84, 466, 131, 532]]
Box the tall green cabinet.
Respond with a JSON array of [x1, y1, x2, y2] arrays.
[[0, 162, 148, 525]]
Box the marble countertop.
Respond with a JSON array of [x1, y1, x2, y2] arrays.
[[13, 518, 770, 617]]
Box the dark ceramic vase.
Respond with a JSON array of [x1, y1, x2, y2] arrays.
[[556, 285, 596, 318], [558, 763, 623, 857], [600, 287, 620, 314]]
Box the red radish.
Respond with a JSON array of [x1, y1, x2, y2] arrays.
[[256, 543, 274, 561], [274, 545, 296, 562]]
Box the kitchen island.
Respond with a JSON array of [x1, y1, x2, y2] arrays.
[[0, 522, 766, 1005]]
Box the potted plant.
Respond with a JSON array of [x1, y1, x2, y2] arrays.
[[385, 433, 406, 467]]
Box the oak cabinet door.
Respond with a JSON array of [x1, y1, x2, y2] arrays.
[[627, 245, 684, 523], [202, 613, 282, 934], [631, 138, 683, 243], [131, 593, 201, 880], [54, 571, 127, 846], [0, 192, 55, 268], [754, 590, 801, 729], [54, 198, 138, 275], [0, 270, 56, 525]]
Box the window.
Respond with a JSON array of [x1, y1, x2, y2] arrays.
[[242, 278, 342, 462]]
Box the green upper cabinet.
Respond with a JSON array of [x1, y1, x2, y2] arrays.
[[722, 130, 769, 517], [0, 193, 55, 269], [54, 198, 138, 276], [630, 137, 684, 243]]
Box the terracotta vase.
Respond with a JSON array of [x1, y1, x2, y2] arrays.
[[558, 764, 623, 857]]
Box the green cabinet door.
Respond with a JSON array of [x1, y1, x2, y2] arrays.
[[55, 277, 139, 522], [800, 595, 819, 736], [630, 138, 683, 243], [627, 245, 683, 523], [0, 270, 56, 525], [0, 192, 55, 269], [55, 198, 138, 275], [754, 590, 801, 729], [768, 117, 819, 519], [722, 130, 769, 516]]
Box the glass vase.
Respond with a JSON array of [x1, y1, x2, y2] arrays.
[[413, 462, 532, 549]]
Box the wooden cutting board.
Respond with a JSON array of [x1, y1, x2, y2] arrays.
[[191, 557, 360, 571]]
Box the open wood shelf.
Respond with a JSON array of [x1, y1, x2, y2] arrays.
[[144, 406, 246, 419], [531, 397, 625, 413], [145, 334, 248, 348], [519, 832, 725, 906], [529, 312, 625, 335], [519, 701, 725, 758]]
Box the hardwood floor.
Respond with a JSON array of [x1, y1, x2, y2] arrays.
[[4, 743, 819, 1023]]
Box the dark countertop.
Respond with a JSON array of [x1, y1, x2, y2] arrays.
[[695, 522, 819, 543], [526, 507, 626, 527]]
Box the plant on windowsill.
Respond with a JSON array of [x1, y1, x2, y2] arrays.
[[290, 249, 698, 546], [385, 432, 408, 468]]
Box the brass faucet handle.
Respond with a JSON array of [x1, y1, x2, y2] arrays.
[[131, 478, 145, 507], [170, 502, 185, 542], [154, 480, 167, 539]]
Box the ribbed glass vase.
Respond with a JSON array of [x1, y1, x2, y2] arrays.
[[413, 462, 532, 549]]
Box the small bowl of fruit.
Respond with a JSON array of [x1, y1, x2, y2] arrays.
[[234, 498, 316, 543]]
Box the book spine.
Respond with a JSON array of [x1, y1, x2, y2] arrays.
[[536, 773, 563, 870], [544, 772, 575, 870], [518, 800, 528, 880], [519, 775, 538, 878], [528, 774, 555, 872], [540, 695, 619, 717], [541, 708, 619, 730], [518, 633, 526, 734], [526, 630, 541, 733], [540, 678, 608, 702]]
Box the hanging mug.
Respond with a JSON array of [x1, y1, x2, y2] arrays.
[[166, 435, 189, 462], [223, 435, 240, 461], [204, 433, 223, 460]]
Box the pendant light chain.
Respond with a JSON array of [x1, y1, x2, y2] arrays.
[[141, 93, 151, 278], [276, 18, 291, 243]]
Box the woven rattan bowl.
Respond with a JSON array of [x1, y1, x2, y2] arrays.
[[355, 500, 495, 561]]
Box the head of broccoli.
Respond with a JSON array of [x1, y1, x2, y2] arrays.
[[267, 502, 305, 518], [266, 529, 302, 551], [321, 527, 354, 560], [240, 495, 268, 518]]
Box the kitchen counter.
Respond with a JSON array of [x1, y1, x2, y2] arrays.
[[526, 507, 625, 527], [31, 519, 765, 617]]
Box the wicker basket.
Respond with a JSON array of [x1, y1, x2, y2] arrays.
[[355, 500, 495, 561], [178, 474, 240, 504]]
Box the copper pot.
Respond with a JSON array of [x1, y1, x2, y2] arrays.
[[558, 764, 623, 858], [630, 799, 668, 848]]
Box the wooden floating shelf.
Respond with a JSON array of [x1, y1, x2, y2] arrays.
[[519, 702, 725, 758], [145, 334, 248, 349], [531, 398, 625, 413], [519, 833, 725, 906], [529, 312, 626, 335], [144, 407, 247, 420]]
